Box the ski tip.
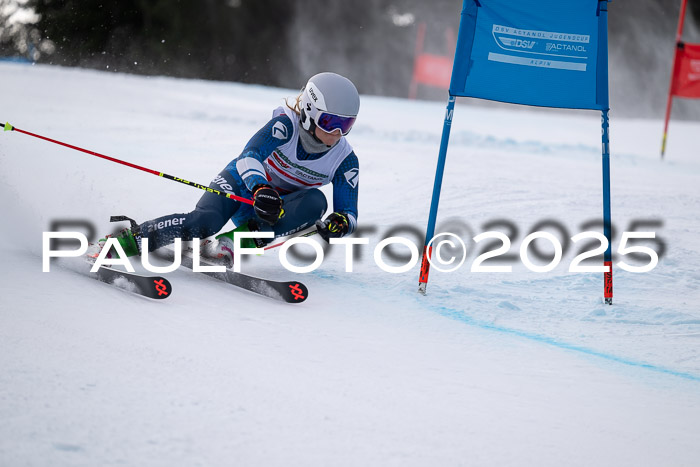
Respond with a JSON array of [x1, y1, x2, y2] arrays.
[[94, 266, 173, 300], [285, 281, 308, 303], [149, 276, 173, 299], [3, 122, 13, 132]]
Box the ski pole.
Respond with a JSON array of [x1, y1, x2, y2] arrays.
[[2, 121, 254, 205], [263, 228, 319, 251]]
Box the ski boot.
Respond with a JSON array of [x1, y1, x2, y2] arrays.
[[86, 228, 141, 263], [200, 219, 268, 267]]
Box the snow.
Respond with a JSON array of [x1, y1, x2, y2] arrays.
[[1, 62, 700, 466]]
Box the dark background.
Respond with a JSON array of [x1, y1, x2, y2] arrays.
[[2, 0, 700, 119]]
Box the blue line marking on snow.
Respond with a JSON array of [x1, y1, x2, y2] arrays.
[[309, 269, 700, 382], [429, 303, 700, 382]]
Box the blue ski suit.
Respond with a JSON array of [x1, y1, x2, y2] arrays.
[[137, 106, 359, 250]]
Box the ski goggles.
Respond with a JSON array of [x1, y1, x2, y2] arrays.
[[316, 112, 356, 136]]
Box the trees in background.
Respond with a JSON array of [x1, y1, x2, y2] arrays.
[[1, 0, 699, 118], [0, 0, 53, 61], [21, 0, 294, 85]]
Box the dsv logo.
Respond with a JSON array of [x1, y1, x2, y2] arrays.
[[501, 38, 536, 49]]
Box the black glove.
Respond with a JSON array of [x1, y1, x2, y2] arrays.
[[252, 184, 283, 225], [315, 212, 349, 242]]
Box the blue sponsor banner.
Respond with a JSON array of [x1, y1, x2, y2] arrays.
[[450, 0, 609, 110]]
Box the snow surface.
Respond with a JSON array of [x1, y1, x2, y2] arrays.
[[1, 63, 700, 466]]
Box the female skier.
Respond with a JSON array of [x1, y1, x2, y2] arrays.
[[92, 72, 360, 264]]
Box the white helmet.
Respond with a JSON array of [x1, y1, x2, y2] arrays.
[[299, 72, 360, 136]]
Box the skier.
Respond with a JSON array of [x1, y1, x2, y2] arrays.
[[90, 72, 360, 265]]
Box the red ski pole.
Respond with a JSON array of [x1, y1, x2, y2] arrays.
[[2, 121, 254, 205]]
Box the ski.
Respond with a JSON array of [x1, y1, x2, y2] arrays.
[[162, 248, 308, 303], [90, 265, 173, 300]]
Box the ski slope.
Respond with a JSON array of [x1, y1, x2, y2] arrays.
[[1, 63, 700, 466]]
